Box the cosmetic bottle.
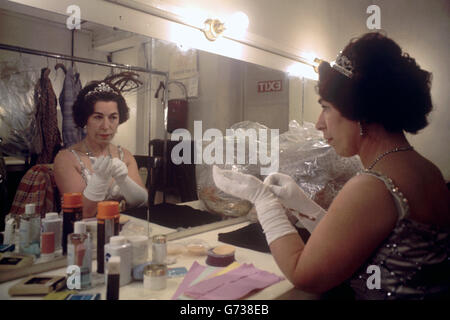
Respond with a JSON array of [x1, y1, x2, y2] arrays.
[[84, 219, 97, 257], [41, 212, 62, 252], [97, 201, 120, 274], [62, 193, 83, 255], [143, 264, 168, 291], [40, 232, 55, 262], [152, 234, 167, 264], [4, 218, 16, 245], [104, 235, 132, 286], [126, 235, 149, 267], [106, 256, 120, 300], [67, 221, 92, 289], [19, 204, 40, 257]]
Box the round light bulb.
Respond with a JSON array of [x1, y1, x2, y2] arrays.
[[287, 63, 318, 81], [301, 51, 318, 64], [226, 11, 249, 38]]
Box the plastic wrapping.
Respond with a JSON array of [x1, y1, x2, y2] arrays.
[[276, 120, 363, 210], [196, 121, 272, 218], [0, 58, 39, 156], [167, 239, 211, 257], [196, 120, 363, 218], [120, 220, 151, 237]]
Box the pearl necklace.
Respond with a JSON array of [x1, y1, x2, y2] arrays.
[[367, 146, 413, 170]]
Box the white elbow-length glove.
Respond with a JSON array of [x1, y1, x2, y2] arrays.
[[263, 173, 326, 233], [110, 158, 148, 207], [83, 156, 113, 202], [212, 166, 297, 245]]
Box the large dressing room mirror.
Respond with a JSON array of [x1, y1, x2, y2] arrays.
[[0, 1, 319, 280]]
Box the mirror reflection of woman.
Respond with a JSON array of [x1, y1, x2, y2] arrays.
[[54, 81, 147, 218]]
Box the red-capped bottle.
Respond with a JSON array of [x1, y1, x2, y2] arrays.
[[62, 193, 83, 255], [96, 201, 120, 274]]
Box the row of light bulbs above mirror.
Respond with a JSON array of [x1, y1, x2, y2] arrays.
[[104, 1, 321, 80], [196, 11, 320, 80], [107, 0, 320, 81]]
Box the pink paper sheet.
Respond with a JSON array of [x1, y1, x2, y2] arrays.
[[171, 261, 206, 300], [172, 261, 221, 300], [183, 263, 284, 300]]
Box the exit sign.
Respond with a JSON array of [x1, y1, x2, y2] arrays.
[[257, 80, 283, 93]]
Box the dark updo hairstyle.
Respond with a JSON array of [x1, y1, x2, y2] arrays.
[[317, 32, 433, 134], [72, 80, 129, 128]]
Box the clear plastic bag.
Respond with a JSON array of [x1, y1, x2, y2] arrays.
[[0, 58, 39, 156], [276, 120, 363, 210], [167, 239, 210, 257], [196, 121, 271, 218], [120, 220, 151, 237], [196, 120, 363, 218]]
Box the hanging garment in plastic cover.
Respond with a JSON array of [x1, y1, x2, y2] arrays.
[[0, 58, 39, 156], [196, 120, 363, 219]]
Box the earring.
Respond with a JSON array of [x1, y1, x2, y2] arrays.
[[359, 122, 364, 136]]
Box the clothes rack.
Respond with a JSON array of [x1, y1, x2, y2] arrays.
[[0, 43, 167, 76]]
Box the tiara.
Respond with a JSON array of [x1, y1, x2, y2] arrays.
[[330, 52, 353, 78], [85, 82, 118, 98]]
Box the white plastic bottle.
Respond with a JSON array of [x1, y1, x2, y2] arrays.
[[19, 212, 31, 253], [29, 205, 41, 246], [3, 218, 16, 245], [104, 236, 132, 286], [41, 212, 63, 252], [19, 204, 40, 257], [126, 235, 149, 267]]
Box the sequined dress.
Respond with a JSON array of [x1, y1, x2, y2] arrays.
[[348, 170, 450, 300]]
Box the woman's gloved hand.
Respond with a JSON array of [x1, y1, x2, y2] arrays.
[[263, 172, 326, 232], [83, 156, 113, 201], [212, 166, 297, 245], [110, 157, 148, 207], [111, 157, 128, 183], [212, 166, 272, 204]]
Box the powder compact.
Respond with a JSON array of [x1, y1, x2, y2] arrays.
[[205, 245, 236, 267]]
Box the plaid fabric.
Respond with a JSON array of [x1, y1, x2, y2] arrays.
[[8, 164, 61, 218], [35, 72, 62, 164]]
